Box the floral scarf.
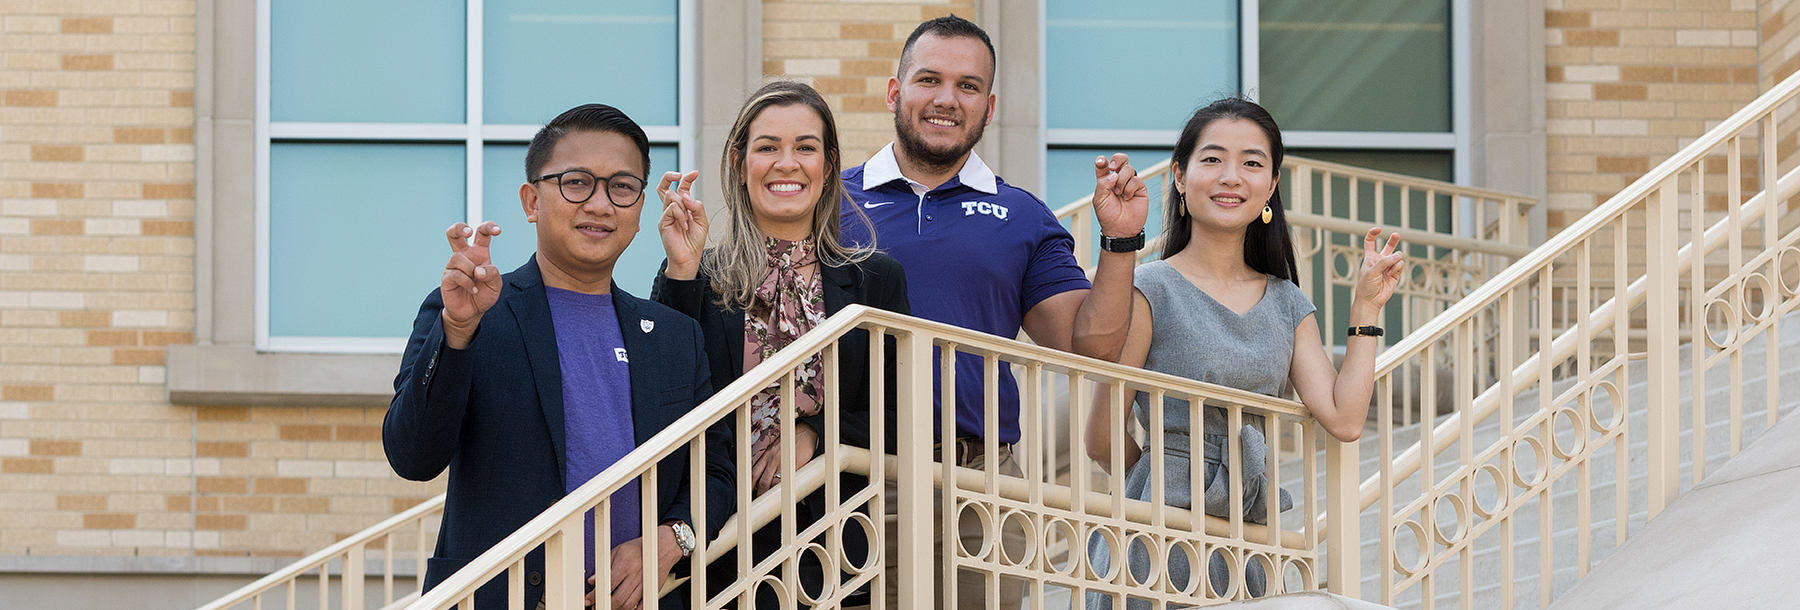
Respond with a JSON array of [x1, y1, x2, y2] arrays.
[[744, 237, 827, 458]]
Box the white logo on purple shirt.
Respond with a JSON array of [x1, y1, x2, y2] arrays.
[[961, 200, 1009, 220], [614, 347, 629, 363]]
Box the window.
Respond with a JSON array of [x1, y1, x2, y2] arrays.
[[256, 0, 691, 353], [1041, 0, 1466, 212], [1261, 0, 1462, 180]]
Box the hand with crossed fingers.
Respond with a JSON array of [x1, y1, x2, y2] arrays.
[[440, 221, 503, 350], [1091, 152, 1151, 240], [656, 170, 707, 281], [1355, 228, 1406, 313]]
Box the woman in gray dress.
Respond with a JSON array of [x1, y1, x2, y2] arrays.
[[1078, 98, 1406, 607]]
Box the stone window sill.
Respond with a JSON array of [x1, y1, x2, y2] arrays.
[[166, 344, 398, 406]]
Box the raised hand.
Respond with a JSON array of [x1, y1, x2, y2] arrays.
[[441, 221, 502, 349], [656, 170, 707, 281], [1091, 153, 1150, 240], [1355, 228, 1405, 310]]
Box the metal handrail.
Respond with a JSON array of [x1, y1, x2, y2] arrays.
[[1329, 66, 1800, 607], [196, 494, 445, 610], [406, 305, 1327, 609]]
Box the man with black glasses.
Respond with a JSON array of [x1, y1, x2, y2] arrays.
[[384, 103, 732, 610]]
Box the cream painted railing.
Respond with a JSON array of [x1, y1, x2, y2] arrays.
[[392, 305, 1330, 609], [196, 494, 444, 610], [1055, 156, 1534, 429], [1329, 71, 1800, 608]]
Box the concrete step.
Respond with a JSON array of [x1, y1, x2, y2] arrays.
[[1264, 311, 1800, 610]]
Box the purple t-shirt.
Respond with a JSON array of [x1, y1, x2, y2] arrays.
[[546, 288, 639, 576]]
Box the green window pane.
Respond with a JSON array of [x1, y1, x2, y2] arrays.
[[1259, 0, 1450, 132], [1047, 1, 1238, 130], [484, 1, 678, 126], [1047, 147, 1173, 262], [480, 143, 676, 298], [270, 143, 465, 338], [271, 0, 465, 123]]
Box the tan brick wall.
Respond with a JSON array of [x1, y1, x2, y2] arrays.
[[760, 0, 975, 166], [0, 2, 438, 563], [1544, 0, 1763, 235]]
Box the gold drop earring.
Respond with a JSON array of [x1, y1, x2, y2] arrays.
[[1261, 205, 1273, 224]]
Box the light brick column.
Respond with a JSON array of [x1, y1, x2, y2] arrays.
[[761, 0, 976, 166], [1, 4, 201, 558], [1, 2, 440, 563]]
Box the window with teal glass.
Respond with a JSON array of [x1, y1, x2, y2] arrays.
[[269, 144, 465, 340], [484, 1, 679, 126], [1043, 0, 1239, 218], [259, 0, 688, 352], [1045, 1, 1239, 133], [270, 0, 465, 124]]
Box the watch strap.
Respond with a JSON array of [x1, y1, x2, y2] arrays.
[[1347, 325, 1384, 337], [1100, 230, 1146, 253], [665, 520, 696, 558]]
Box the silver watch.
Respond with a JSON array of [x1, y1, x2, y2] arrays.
[[665, 520, 695, 558]]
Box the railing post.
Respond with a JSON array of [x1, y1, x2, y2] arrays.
[[893, 329, 934, 610], [544, 521, 583, 609], [1645, 177, 1682, 516], [1324, 429, 1360, 599], [344, 545, 365, 610]]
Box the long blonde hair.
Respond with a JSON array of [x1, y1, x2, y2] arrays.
[[704, 81, 874, 310]]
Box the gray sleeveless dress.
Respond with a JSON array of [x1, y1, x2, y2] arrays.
[[1086, 261, 1315, 607]]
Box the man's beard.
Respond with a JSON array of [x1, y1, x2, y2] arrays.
[[894, 107, 987, 175]]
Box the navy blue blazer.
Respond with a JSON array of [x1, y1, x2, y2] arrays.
[[384, 256, 732, 610]]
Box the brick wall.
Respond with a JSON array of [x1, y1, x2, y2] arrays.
[[1544, 0, 1763, 236], [0, 1, 438, 563], [760, 0, 975, 166], [2, 2, 201, 557]]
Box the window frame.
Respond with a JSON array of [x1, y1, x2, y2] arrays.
[[250, 0, 697, 354]]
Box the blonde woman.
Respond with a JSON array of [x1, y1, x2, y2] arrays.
[[652, 81, 909, 607]]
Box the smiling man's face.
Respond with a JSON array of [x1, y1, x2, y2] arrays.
[[888, 32, 996, 172], [521, 129, 646, 285]]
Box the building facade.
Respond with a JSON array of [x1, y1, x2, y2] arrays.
[[0, 0, 1794, 605]]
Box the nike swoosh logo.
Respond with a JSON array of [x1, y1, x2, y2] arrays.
[[863, 201, 899, 209]]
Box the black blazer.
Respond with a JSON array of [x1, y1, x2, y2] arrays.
[[651, 252, 910, 455], [385, 256, 733, 610]]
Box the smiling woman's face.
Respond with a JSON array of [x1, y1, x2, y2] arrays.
[[1176, 118, 1277, 232], [742, 103, 828, 241]]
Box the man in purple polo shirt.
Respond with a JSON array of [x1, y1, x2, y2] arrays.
[[840, 15, 1148, 609]]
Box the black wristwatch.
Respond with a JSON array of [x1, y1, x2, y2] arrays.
[[1347, 325, 1384, 337], [1100, 230, 1146, 253]]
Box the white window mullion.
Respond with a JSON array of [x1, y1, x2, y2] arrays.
[[254, 0, 272, 352], [268, 123, 470, 140], [467, 0, 486, 224], [1452, 0, 1472, 186], [1241, 0, 1259, 101], [678, 0, 696, 172]]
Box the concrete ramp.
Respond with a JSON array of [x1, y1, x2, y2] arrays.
[[1209, 592, 1396, 610], [1545, 411, 1800, 609]]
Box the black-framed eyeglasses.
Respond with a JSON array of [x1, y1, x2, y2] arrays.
[[532, 169, 646, 207]]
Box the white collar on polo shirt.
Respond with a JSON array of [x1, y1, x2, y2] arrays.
[[861, 142, 998, 195]]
